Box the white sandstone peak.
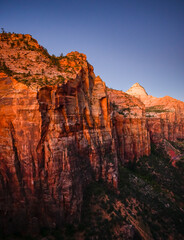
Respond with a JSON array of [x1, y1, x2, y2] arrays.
[[126, 82, 148, 101]]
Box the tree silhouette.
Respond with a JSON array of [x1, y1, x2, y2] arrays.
[[1, 28, 5, 33]]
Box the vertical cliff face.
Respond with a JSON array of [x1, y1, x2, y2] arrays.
[[0, 33, 184, 237], [145, 97, 184, 143], [35, 68, 119, 224], [0, 73, 42, 233], [0, 33, 152, 234], [107, 88, 150, 163], [126, 83, 184, 144], [0, 50, 118, 233]]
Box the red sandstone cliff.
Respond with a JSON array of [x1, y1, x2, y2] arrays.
[[0, 73, 118, 233], [126, 83, 184, 144], [0, 33, 183, 236], [0, 34, 119, 233], [107, 88, 150, 163]]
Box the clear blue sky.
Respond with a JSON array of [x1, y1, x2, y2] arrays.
[[1, 0, 184, 101]]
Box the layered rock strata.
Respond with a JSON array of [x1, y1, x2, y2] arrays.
[[126, 83, 184, 144], [0, 33, 183, 236], [0, 36, 119, 233], [107, 88, 150, 163], [0, 67, 118, 234]]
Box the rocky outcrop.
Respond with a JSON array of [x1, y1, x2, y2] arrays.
[[145, 96, 184, 143], [126, 83, 148, 102], [107, 88, 150, 163], [0, 33, 184, 237], [126, 83, 184, 144], [0, 56, 118, 234]]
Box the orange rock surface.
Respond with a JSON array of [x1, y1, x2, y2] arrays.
[[107, 88, 150, 163], [0, 35, 119, 233], [126, 83, 184, 144], [0, 33, 184, 235]]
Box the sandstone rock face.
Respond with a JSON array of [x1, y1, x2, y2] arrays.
[[0, 34, 61, 79], [145, 96, 184, 143], [107, 89, 150, 163], [0, 33, 184, 236], [0, 73, 42, 234], [126, 83, 148, 102], [0, 54, 118, 233], [126, 83, 184, 144]]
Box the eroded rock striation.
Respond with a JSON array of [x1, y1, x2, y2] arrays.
[[107, 88, 150, 163], [126, 83, 184, 144], [0, 33, 183, 236], [0, 34, 121, 234], [0, 56, 118, 233]]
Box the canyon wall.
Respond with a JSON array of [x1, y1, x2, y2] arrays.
[[107, 88, 150, 163], [126, 83, 184, 144], [145, 97, 184, 144], [0, 33, 183, 235], [0, 64, 119, 233]]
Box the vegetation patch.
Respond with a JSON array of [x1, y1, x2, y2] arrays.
[[0, 60, 14, 76], [145, 105, 170, 113], [2, 143, 184, 239]]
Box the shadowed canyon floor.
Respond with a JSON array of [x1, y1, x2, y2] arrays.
[[0, 33, 184, 239]]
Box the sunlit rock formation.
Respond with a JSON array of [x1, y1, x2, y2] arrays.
[[126, 82, 148, 102], [0, 33, 183, 236], [126, 83, 184, 144]]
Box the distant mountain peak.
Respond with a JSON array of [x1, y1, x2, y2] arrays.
[[126, 82, 148, 101], [132, 82, 142, 87]]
